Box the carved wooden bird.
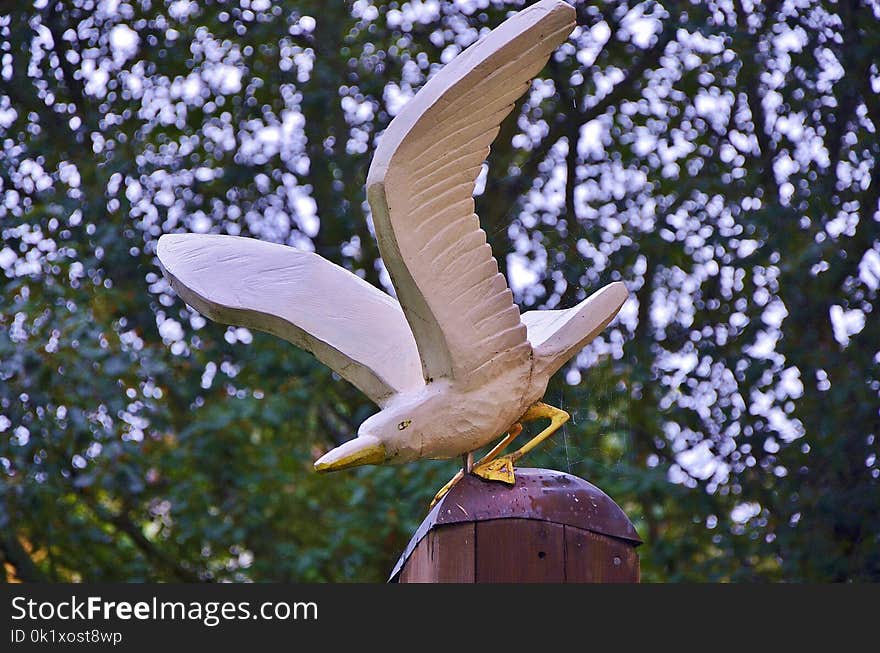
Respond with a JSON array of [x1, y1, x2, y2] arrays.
[[157, 0, 627, 504]]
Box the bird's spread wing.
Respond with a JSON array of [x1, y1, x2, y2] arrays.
[[366, 0, 576, 386], [156, 234, 424, 406], [521, 282, 628, 379]]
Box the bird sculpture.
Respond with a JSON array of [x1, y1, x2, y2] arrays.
[[156, 0, 628, 506]]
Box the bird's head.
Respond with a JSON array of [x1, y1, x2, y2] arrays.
[[313, 395, 434, 473]]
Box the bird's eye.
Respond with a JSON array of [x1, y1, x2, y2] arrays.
[[397, 419, 412, 430]]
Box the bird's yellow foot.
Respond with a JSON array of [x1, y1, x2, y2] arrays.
[[471, 403, 569, 487], [428, 403, 569, 506], [429, 469, 464, 509], [472, 453, 517, 485]]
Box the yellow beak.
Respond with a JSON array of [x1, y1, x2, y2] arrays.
[[314, 435, 386, 473]]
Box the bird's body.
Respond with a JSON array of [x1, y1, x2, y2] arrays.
[[156, 0, 628, 493], [355, 360, 539, 464]]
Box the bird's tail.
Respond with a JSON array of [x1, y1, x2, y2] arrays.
[[520, 282, 628, 381]]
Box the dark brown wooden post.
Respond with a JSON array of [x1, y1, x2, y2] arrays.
[[389, 468, 641, 583]]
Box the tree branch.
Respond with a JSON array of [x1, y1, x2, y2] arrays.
[[0, 533, 49, 583], [733, 0, 778, 195], [485, 20, 676, 234], [823, 0, 880, 289], [81, 496, 204, 582], [579, 22, 676, 125], [43, 5, 96, 136]]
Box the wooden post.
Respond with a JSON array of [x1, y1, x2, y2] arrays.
[[390, 468, 641, 583]]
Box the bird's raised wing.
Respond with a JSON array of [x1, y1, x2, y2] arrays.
[[521, 282, 628, 379], [156, 234, 424, 407], [366, 0, 576, 387]]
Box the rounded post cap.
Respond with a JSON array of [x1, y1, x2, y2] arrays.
[[389, 468, 641, 582]]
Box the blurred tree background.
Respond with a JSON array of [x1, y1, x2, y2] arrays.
[[1, 0, 878, 582]]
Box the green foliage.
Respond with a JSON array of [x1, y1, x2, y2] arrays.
[[1, 0, 877, 582]]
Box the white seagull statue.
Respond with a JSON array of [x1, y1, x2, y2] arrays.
[[156, 0, 627, 505]]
